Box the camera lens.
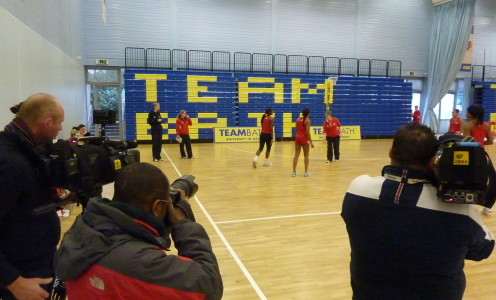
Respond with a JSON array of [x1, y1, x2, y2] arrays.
[[170, 175, 198, 199]]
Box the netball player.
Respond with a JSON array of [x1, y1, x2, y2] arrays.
[[448, 109, 463, 134], [463, 104, 494, 215], [253, 108, 274, 168], [463, 104, 493, 148], [292, 108, 314, 177]]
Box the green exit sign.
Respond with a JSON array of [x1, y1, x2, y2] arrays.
[[96, 59, 109, 65]]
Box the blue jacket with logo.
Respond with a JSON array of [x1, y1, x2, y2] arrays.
[[342, 165, 494, 300]]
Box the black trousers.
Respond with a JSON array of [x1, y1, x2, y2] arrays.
[[326, 136, 340, 161], [151, 128, 163, 159], [179, 134, 193, 158]]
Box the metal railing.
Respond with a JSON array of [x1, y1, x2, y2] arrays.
[[472, 65, 496, 82], [125, 47, 402, 77]]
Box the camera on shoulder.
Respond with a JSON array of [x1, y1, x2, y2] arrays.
[[34, 137, 140, 215], [434, 133, 496, 208]]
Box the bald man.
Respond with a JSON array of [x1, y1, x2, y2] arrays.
[[0, 93, 64, 300]]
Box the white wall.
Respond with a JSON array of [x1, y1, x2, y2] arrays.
[[0, 7, 85, 139], [473, 0, 496, 66], [81, 0, 433, 75]]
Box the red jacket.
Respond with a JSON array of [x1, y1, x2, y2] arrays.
[[412, 110, 421, 123], [176, 117, 192, 135], [54, 199, 223, 300], [323, 117, 341, 137]]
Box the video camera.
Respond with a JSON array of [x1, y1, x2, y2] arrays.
[[434, 133, 496, 208], [33, 136, 140, 215]]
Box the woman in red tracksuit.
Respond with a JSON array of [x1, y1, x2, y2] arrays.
[[292, 108, 314, 177], [175, 110, 194, 159], [322, 111, 341, 163]]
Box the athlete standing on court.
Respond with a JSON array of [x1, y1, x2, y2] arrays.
[[292, 108, 314, 177], [253, 108, 274, 168], [322, 111, 341, 163], [448, 109, 463, 134], [463, 104, 493, 148], [463, 104, 494, 215]]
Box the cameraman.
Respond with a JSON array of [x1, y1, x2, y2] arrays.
[[0, 93, 64, 300], [341, 123, 494, 300], [54, 162, 223, 300]]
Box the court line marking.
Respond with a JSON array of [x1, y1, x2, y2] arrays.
[[216, 211, 342, 224], [224, 145, 387, 161], [162, 148, 267, 300]]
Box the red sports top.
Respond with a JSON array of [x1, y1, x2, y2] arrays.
[[323, 117, 341, 137], [296, 117, 307, 136], [175, 117, 192, 135], [261, 116, 272, 134], [448, 117, 461, 133], [412, 110, 421, 123], [471, 121, 489, 148]]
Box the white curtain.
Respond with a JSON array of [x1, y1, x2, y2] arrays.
[[421, 0, 476, 132]]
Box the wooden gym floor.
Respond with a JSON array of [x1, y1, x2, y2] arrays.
[[61, 139, 496, 300]]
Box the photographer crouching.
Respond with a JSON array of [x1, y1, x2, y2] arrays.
[[342, 123, 494, 300], [54, 162, 223, 300], [0, 94, 64, 300]]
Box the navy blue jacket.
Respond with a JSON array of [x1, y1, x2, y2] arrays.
[[342, 166, 494, 300], [148, 111, 162, 131], [0, 132, 60, 287]]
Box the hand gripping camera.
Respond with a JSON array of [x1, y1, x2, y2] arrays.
[[434, 133, 496, 208]]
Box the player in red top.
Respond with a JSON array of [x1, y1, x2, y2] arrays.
[[463, 104, 493, 149], [412, 105, 421, 124], [175, 110, 194, 159], [463, 104, 494, 215], [448, 109, 463, 134], [253, 108, 274, 168], [292, 108, 314, 177], [322, 111, 341, 163]]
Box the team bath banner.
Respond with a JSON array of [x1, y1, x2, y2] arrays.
[[214, 126, 361, 143]]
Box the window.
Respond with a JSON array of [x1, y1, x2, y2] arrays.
[[433, 94, 455, 120], [407, 79, 423, 111], [412, 93, 421, 111]]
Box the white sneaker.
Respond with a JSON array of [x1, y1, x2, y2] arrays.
[[252, 160, 257, 168], [263, 162, 272, 167], [153, 159, 159, 162], [291, 172, 297, 177], [326, 160, 330, 163], [335, 159, 339, 162], [482, 207, 493, 215], [304, 172, 310, 177]]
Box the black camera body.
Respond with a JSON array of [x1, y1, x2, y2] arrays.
[[34, 137, 140, 214], [434, 138, 496, 208]]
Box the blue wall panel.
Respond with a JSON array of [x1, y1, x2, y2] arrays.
[[125, 69, 412, 141]]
